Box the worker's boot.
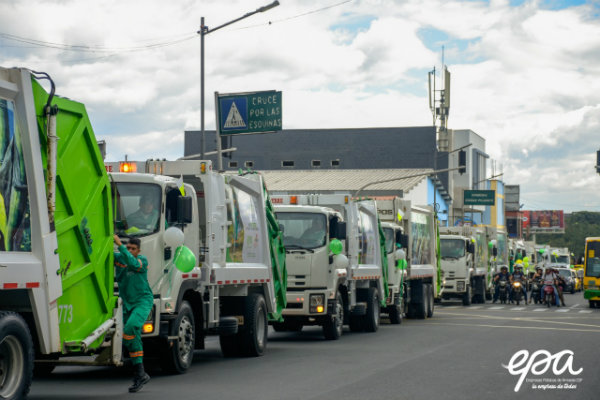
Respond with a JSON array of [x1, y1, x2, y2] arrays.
[[129, 363, 150, 393]]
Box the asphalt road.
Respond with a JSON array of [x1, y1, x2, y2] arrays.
[[30, 292, 599, 400]]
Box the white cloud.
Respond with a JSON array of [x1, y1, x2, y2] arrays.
[[1, 0, 599, 211]]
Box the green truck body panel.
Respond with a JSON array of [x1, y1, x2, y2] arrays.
[[32, 79, 116, 351], [259, 175, 287, 321]]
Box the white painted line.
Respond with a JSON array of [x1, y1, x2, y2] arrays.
[[570, 303, 580, 309], [533, 308, 548, 312], [469, 306, 482, 309], [444, 306, 460, 309], [511, 307, 526, 311], [489, 306, 505, 310], [556, 309, 570, 313], [578, 310, 593, 314]]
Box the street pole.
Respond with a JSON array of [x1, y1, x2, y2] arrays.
[[198, 1, 279, 162], [200, 17, 206, 159]]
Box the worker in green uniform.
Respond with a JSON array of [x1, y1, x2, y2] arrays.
[[114, 235, 153, 393]]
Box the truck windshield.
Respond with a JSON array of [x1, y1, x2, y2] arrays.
[[440, 239, 465, 259], [585, 240, 600, 277], [113, 183, 161, 237], [383, 227, 395, 254], [276, 212, 326, 250], [557, 269, 571, 278], [551, 255, 570, 264]]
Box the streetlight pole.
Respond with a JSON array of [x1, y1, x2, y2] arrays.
[[198, 1, 280, 160]]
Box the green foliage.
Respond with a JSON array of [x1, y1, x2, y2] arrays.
[[534, 212, 600, 260]]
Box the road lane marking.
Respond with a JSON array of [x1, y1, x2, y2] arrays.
[[556, 309, 570, 312], [511, 307, 526, 311], [469, 306, 482, 309], [570, 303, 580, 308], [420, 322, 600, 333], [438, 311, 600, 329], [533, 308, 547, 312], [489, 306, 504, 310], [443, 306, 460, 309], [579, 310, 593, 314]]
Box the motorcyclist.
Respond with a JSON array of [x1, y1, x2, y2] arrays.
[[510, 262, 528, 304], [493, 266, 511, 303], [529, 267, 543, 304], [541, 267, 560, 307]]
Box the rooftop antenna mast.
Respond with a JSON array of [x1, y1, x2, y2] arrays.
[[428, 46, 451, 152]]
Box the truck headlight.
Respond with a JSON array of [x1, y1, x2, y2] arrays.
[[310, 294, 325, 313]]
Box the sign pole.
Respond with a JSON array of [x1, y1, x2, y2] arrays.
[[214, 91, 223, 171]]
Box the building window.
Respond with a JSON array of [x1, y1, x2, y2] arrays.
[[311, 160, 321, 168], [245, 161, 254, 168], [331, 159, 340, 167], [229, 161, 238, 168], [282, 160, 295, 168]]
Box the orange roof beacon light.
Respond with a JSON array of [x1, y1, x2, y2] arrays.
[[120, 162, 137, 173], [290, 196, 298, 205]]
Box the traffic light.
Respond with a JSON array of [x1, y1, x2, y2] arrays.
[[458, 149, 466, 175]]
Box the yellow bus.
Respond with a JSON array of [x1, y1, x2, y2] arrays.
[[583, 237, 600, 308]]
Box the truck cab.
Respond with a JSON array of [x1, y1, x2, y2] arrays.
[[380, 221, 408, 323], [439, 233, 475, 305], [274, 205, 347, 339]]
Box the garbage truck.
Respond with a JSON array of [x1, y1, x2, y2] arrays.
[[106, 160, 287, 366], [270, 193, 393, 336], [438, 226, 497, 304], [0, 67, 286, 400], [377, 198, 439, 319]]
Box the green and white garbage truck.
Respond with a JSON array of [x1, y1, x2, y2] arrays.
[[0, 67, 286, 400], [376, 198, 439, 319], [105, 160, 287, 364], [270, 193, 392, 337]]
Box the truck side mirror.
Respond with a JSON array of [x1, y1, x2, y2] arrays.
[[493, 247, 498, 257], [330, 221, 346, 240], [467, 243, 475, 254], [177, 196, 193, 224], [397, 232, 409, 250]]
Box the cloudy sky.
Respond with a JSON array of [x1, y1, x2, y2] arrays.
[[1, 0, 599, 212]]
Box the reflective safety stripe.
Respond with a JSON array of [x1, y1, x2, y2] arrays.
[[123, 334, 135, 340], [130, 351, 144, 357], [116, 262, 127, 269]]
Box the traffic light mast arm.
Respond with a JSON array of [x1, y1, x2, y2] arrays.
[[354, 166, 465, 198]]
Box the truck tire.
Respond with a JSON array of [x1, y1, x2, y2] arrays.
[[323, 292, 344, 340], [161, 301, 195, 374], [239, 293, 268, 357], [0, 312, 34, 400], [408, 282, 427, 319], [364, 288, 381, 333], [426, 284, 434, 318], [388, 294, 403, 325], [348, 315, 364, 332], [462, 285, 472, 306]]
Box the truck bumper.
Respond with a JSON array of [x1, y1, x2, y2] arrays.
[[283, 289, 332, 317]]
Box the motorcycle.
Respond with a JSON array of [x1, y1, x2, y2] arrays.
[[544, 285, 557, 308], [512, 280, 524, 305], [530, 279, 542, 304], [498, 279, 509, 304]]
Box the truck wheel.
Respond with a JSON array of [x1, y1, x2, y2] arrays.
[[388, 295, 403, 325], [323, 292, 344, 340], [462, 285, 472, 306], [239, 293, 268, 357], [348, 315, 364, 332], [364, 288, 380, 333], [0, 312, 33, 400], [161, 301, 195, 374], [426, 284, 434, 318]]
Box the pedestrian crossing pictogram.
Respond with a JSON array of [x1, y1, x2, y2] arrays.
[[224, 101, 246, 129]]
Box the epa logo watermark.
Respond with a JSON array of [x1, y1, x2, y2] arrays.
[[502, 350, 583, 392]]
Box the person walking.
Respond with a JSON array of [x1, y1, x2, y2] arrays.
[[114, 235, 153, 392]]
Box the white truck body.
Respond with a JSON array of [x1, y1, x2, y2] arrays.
[[377, 198, 438, 319]]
